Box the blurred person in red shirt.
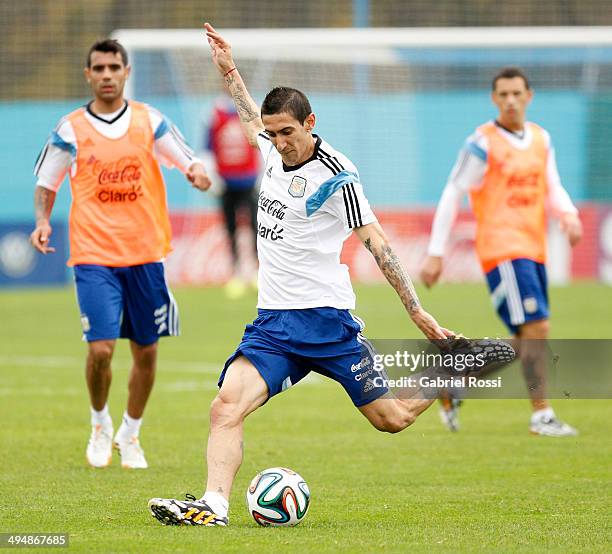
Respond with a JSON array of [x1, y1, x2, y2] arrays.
[[206, 93, 260, 298]]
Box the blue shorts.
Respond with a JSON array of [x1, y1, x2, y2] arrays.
[[219, 308, 389, 407], [74, 263, 179, 345], [485, 258, 549, 335]]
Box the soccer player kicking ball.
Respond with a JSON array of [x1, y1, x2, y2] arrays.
[[31, 39, 211, 469], [420, 67, 582, 437], [148, 24, 510, 527]]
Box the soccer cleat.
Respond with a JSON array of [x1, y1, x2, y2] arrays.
[[86, 424, 113, 468], [435, 336, 516, 374], [113, 435, 148, 469], [529, 415, 578, 437], [148, 495, 228, 526], [438, 397, 462, 432]]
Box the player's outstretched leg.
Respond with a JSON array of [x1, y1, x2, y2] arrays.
[[149, 356, 269, 526], [359, 393, 435, 433], [364, 336, 515, 434]]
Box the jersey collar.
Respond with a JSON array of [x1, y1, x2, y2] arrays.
[[86, 100, 129, 125], [494, 119, 526, 140], [282, 135, 322, 172]]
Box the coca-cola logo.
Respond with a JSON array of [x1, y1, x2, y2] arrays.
[[258, 191, 287, 220], [507, 172, 539, 189], [98, 164, 141, 186], [92, 156, 142, 186]]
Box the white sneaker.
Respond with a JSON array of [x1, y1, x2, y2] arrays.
[[86, 424, 113, 468], [530, 415, 578, 437], [114, 435, 148, 469], [438, 397, 461, 432]]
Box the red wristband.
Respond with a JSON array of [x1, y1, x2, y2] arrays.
[[224, 67, 237, 77]]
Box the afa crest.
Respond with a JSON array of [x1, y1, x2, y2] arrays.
[[288, 176, 307, 198]]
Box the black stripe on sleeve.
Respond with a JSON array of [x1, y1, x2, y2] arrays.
[[348, 183, 363, 226], [320, 154, 342, 174], [34, 143, 49, 175], [341, 185, 354, 227], [345, 185, 358, 228], [343, 185, 359, 228], [258, 132, 271, 142], [169, 126, 194, 159], [328, 157, 343, 173], [318, 155, 339, 176], [170, 124, 193, 153], [331, 156, 345, 171], [318, 147, 345, 172]]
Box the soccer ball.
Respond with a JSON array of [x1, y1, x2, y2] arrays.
[[246, 467, 310, 526]]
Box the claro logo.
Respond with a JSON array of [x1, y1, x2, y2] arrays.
[[97, 184, 143, 203], [90, 156, 144, 203]]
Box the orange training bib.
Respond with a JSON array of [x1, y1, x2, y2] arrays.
[[66, 101, 172, 267], [469, 122, 549, 272]]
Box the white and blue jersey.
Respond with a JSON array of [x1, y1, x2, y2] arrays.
[[254, 133, 377, 310], [220, 132, 388, 406]]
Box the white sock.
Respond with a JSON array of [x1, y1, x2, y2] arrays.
[[116, 411, 143, 440], [532, 407, 555, 422], [90, 405, 112, 428], [201, 492, 229, 518]]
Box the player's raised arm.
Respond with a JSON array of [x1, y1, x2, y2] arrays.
[[354, 222, 451, 340], [204, 23, 263, 146]]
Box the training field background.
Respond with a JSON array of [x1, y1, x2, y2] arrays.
[[2, 4, 612, 552], [1, 282, 611, 553]]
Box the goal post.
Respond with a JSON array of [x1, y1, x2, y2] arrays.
[[112, 27, 612, 284]]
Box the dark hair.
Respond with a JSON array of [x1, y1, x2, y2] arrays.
[[492, 66, 530, 91], [261, 87, 312, 123], [87, 39, 128, 68]]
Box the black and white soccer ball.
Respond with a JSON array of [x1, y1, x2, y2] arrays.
[[246, 467, 310, 526]]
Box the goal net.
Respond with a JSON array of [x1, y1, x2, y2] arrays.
[[113, 27, 612, 285]]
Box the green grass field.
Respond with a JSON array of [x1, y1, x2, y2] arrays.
[[1, 283, 611, 552]]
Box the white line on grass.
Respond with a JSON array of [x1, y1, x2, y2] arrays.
[[0, 355, 326, 397], [0, 354, 221, 374]]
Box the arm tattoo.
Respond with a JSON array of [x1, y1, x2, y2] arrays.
[[365, 237, 421, 314], [224, 74, 260, 124], [34, 186, 56, 222]]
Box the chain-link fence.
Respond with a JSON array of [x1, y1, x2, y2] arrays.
[[2, 0, 612, 99]]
